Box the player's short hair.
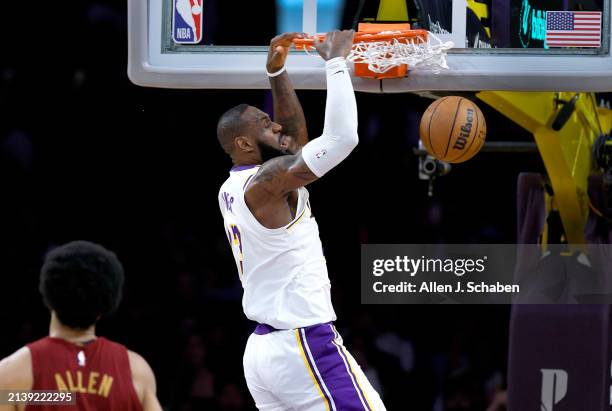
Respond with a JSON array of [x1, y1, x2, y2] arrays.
[[39, 241, 124, 329], [217, 103, 251, 153]]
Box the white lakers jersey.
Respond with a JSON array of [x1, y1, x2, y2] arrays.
[[218, 164, 336, 329]]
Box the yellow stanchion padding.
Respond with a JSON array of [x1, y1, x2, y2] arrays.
[[377, 0, 409, 21]]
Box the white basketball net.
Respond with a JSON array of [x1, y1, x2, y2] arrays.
[[347, 32, 454, 74]]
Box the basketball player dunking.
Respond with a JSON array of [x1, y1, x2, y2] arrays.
[[217, 31, 386, 410], [0, 241, 162, 411]]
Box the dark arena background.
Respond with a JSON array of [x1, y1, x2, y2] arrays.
[[3, 1, 609, 410]]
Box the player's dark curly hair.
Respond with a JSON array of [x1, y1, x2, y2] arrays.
[[39, 241, 124, 329]]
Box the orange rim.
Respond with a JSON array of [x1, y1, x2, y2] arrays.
[[293, 29, 429, 50]]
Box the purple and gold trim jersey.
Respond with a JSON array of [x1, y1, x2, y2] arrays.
[[218, 165, 336, 329]]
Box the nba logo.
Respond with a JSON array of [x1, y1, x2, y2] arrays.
[[77, 351, 86, 367], [173, 0, 203, 44]]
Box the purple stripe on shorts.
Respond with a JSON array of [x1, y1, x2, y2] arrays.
[[254, 323, 278, 335], [331, 326, 372, 410], [297, 328, 334, 408], [303, 323, 371, 411]]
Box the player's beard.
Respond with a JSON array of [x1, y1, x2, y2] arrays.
[[257, 141, 287, 163]]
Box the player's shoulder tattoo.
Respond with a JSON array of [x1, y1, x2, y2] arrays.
[[253, 154, 314, 187], [254, 155, 295, 185]]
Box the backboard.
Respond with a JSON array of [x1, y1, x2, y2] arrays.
[[128, 0, 612, 91]]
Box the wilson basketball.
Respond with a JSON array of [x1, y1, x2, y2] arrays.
[[419, 96, 487, 163]]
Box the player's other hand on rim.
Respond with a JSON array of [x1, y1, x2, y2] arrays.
[[314, 30, 355, 61], [267, 32, 306, 73]]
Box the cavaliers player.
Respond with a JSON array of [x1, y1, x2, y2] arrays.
[[217, 31, 386, 410], [0, 241, 162, 411]]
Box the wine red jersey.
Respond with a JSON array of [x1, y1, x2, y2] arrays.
[[25, 336, 143, 411]]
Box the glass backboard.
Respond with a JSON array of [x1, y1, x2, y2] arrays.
[[128, 0, 612, 91]]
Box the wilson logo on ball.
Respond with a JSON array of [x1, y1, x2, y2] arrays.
[[453, 108, 474, 150]]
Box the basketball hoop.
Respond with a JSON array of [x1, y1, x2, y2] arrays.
[[293, 23, 454, 79]]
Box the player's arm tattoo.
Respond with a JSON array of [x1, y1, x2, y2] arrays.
[[250, 153, 317, 196], [270, 72, 309, 153]]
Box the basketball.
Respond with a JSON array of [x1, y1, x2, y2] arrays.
[[419, 96, 487, 164]]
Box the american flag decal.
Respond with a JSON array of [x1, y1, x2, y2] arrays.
[[546, 11, 602, 48]]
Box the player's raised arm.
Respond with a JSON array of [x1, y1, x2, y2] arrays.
[[248, 30, 357, 197], [267, 32, 309, 153]]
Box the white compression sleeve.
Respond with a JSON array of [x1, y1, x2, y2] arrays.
[[301, 57, 358, 177]]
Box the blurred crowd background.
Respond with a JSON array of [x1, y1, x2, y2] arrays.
[[3, 1, 606, 410]]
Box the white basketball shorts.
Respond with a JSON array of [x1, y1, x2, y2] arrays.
[[243, 322, 386, 411]]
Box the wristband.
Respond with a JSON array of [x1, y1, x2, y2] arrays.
[[267, 66, 286, 77], [325, 57, 348, 71]]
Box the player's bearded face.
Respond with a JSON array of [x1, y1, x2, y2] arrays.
[[257, 140, 287, 162]]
